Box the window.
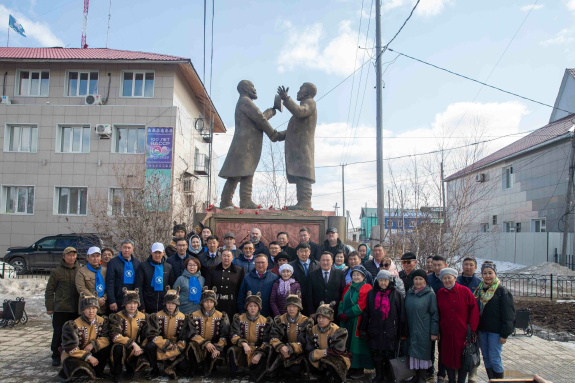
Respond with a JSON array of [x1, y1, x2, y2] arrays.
[[480, 223, 489, 232], [5, 125, 37, 152], [56, 187, 87, 215], [532, 219, 546, 233], [115, 126, 146, 153], [503, 221, 515, 232], [59, 125, 90, 153], [492, 215, 498, 225], [67, 71, 98, 96], [2, 186, 34, 214], [122, 71, 154, 97], [16, 70, 49, 96], [109, 188, 141, 216], [185, 193, 193, 207], [183, 178, 192, 192], [516, 222, 522, 233], [502, 165, 514, 190]]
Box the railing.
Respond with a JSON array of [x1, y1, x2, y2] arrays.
[[498, 273, 575, 300], [0, 264, 51, 280]]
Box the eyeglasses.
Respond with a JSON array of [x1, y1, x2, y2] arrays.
[[383, 264, 390, 268]]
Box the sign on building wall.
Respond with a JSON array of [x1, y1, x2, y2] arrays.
[[145, 127, 173, 211]]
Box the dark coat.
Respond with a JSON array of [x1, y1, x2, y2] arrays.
[[289, 258, 320, 315], [134, 256, 176, 313], [477, 285, 515, 339], [399, 270, 415, 291], [166, 253, 189, 279], [404, 285, 439, 361], [205, 263, 246, 318], [280, 245, 297, 261], [427, 272, 444, 294], [360, 284, 406, 351], [321, 239, 353, 259], [233, 253, 256, 274], [364, 258, 384, 280], [307, 240, 323, 261], [45, 259, 80, 313], [457, 274, 481, 293], [105, 254, 141, 308], [237, 269, 279, 317], [305, 267, 346, 316], [197, 250, 222, 274]]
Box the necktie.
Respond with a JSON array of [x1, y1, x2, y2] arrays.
[[303, 262, 308, 277], [324, 271, 329, 284]]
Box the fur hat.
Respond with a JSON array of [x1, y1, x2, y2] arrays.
[[285, 291, 303, 311], [80, 292, 99, 311], [164, 286, 181, 306], [244, 291, 262, 310], [200, 286, 218, 306], [315, 301, 337, 321], [173, 223, 186, 236], [121, 287, 140, 307]]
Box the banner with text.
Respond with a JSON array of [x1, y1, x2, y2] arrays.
[[145, 127, 173, 211]]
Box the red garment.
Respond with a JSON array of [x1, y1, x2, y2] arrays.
[[436, 283, 479, 369], [341, 282, 373, 337]]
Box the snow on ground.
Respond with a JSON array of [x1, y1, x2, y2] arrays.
[[0, 277, 50, 319], [472, 257, 526, 273], [513, 262, 575, 276]]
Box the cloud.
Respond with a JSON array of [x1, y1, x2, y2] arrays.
[[0, 5, 64, 47], [382, 0, 452, 17], [520, 4, 543, 11], [540, 28, 575, 46], [276, 20, 368, 76], [567, 0, 575, 11]]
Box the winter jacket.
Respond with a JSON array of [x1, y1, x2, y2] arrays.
[[436, 283, 479, 369], [269, 278, 302, 317], [105, 254, 141, 307], [280, 245, 297, 261], [360, 284, 407, 351], [173, 269, 205, 314], [457, 274, 481, 293], [399, 269, 415, 291], [233, 253, 256, 274], [404, 285, 439, 361], [321, 238, 354, 258], [364, 258, 385, 280], [237, 269, 279, 317], [197, 250, 222, 273], [75, 264, 107, 314], [477, 285, 515, 339], [289, 258, 320, 315], [427, 272, 444, 294], [339, 281, 373, 370], [166, 252, 190, 279], [205, 263, 245, 318], [45, 259, 80, 313], [135, 256, 176, 313], [307, 240, 323, 262]]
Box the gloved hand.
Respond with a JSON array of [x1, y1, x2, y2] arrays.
[[338, 313, 349, 322]]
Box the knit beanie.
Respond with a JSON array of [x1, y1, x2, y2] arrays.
[[376, 270, 392, 281], [173, 223, 186, 236], [481, 262, 497, 274], [411, 269, 428, 281], [439, 268, 458, 280]]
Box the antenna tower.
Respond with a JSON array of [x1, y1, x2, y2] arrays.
[[81, 0, 90, 48]]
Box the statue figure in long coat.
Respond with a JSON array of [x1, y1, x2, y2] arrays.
[[219, 80, 278, 208], [275, 83, 317, 209]]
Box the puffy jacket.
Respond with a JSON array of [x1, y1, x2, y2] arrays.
[[404, 285, 439, 361], [45, 259, 80, 313], [233, 253, 256, 274], [166, 252, 189, 279], [477, 285, 515, 339], [135, 256, 176, 313], [105, 254, 141, 307], [237, 269, 279, 317]]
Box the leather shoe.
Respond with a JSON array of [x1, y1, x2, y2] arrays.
[[51, 357, 60, 366]]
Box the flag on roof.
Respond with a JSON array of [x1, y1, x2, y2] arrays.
[[9, 15, 26, 37]]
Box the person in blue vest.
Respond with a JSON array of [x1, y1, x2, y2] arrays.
[[106, 239, 141, 313], [135, 243, 176, 313], [237, 253, 279, 317]]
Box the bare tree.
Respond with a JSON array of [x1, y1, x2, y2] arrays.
[[254, 139, 296, 208]]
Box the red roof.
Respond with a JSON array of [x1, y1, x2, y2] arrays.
[[0, 47, 188, 62], [445, 114, 575, 181]]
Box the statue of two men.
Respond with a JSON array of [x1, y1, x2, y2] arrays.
[[218, 80, 317, 209]]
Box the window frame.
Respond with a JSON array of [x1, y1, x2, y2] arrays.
[[65, 70, 99, 97], [503, 221, 515, 233], [112, 124, 146, 154], [502, 165, 514, 190], [4, 124, 38, 153], [119, 70, 155, 98], [15, 69, 50, 97], [532, 218, 546, 233], [56, 124, 91, 154], [1, 185, 35, 215], [480, 223, 489, 233], [108, 187, 142, 216], [54, 186, 88, 216]]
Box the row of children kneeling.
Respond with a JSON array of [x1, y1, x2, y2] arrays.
[[57, 285, 349, 383]]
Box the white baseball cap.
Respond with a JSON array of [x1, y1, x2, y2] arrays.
[[87, 246, 101, 255], [151, 242, 165, 253]]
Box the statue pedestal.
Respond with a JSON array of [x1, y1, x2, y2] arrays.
[[205, 208, 344, 246]]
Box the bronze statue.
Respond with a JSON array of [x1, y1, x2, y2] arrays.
[[274, 83, 317, 209], [218, 80, 278, 208]]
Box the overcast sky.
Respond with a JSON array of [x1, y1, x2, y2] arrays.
[[2, 0, 574, 228]]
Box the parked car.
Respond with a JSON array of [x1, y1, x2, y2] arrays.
[[1, 233, 104, 274]]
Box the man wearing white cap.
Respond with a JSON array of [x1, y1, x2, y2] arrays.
[[75, 246, 107, 315], [135, 242, 176, 313]]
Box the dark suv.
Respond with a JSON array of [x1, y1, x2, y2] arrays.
[[2, 233, 104, 273]]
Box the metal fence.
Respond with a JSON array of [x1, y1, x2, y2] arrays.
[[552, 251, 575, 271], [0, 264, 51, 280], [498, 273, 575, 300]]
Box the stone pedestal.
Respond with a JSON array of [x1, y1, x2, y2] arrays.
[[204, 208, 345, 247]]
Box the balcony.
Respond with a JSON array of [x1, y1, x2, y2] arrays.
[[194, 153, 209, 175]]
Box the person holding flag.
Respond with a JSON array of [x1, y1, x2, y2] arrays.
[[75, 247, 107, 315], [135, 242, 176, 313]]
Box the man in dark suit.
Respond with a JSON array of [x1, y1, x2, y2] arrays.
[[305, 251, 346, 317], [288, 242, 319, 315], [298, 227, 322, 261], [276, 232, 297, 261]]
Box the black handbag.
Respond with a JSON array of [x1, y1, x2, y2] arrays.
[[461, 326, 481, 372], [389, 340, 416, 382]]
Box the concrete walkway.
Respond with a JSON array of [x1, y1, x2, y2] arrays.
[[0, 318, 573, 382]]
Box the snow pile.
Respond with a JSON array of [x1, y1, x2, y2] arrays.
[[0, 278, 50, 318], [471, 258, 526, 273], [514, 262, 575, 276]]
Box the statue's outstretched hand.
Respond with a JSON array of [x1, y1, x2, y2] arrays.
[[277, 86, 289, 101]]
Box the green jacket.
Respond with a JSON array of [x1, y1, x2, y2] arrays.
[[45, 259, 80, 313], [404, 285, 439, 361]]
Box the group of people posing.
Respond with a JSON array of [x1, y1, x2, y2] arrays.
[[45, 223, 515, 383]]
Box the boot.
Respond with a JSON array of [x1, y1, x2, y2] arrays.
[[239, 176, 258, 209], [493, 371, 504, 379], [485, 368, 495, 379], [288, 178, 312, 209], [372, 357, 383, 383], [219, 178, 238, 208], [415, 369, 426, 383]]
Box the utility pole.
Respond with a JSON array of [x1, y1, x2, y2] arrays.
[[561, 134, 575, 266], [401, 189, 405, 254], [440, 161, 446, 253], [342, 164, 346, 224], [375, 0, 385, 245], [334, 202, 340, 216]]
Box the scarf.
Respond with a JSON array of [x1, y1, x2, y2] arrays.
[[149, 261, 164, 292], [278, 277, 295, 296], [188, 235, 202, 255], [413, 286, 424, 294], [87, 263, 105, 297], [188, 274, 202, 304], [375, 289, 392, 321], [119, 254, 135, 284], [474, 277, 500, 313], [334, 264, 346, 270]]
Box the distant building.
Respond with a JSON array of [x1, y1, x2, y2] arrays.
[[0, 47, 225, 254], [359, 207, 438, 242]]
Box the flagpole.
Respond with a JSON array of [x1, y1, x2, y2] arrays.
[[7, 26, 9, 47]]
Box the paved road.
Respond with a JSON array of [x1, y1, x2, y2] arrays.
[[0, 318, 573, 382]]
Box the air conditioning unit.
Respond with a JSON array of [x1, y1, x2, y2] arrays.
[[95, 124, 112, 136], [1, 96, 11, 105], [475, 173, 485, 182], [85, 94, 103, 105]]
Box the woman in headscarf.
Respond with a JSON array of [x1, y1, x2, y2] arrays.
[[405, 269, 439, 383], [173, 257, 205, 314], [187, 234, 203, 257], [357, 243, 372, 264], [382, 256, 406, 296], [474, 261, 514, 381], [338, 264, 373, 379], [269, 264, 302, 317], [360, 270, 406, 383]]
